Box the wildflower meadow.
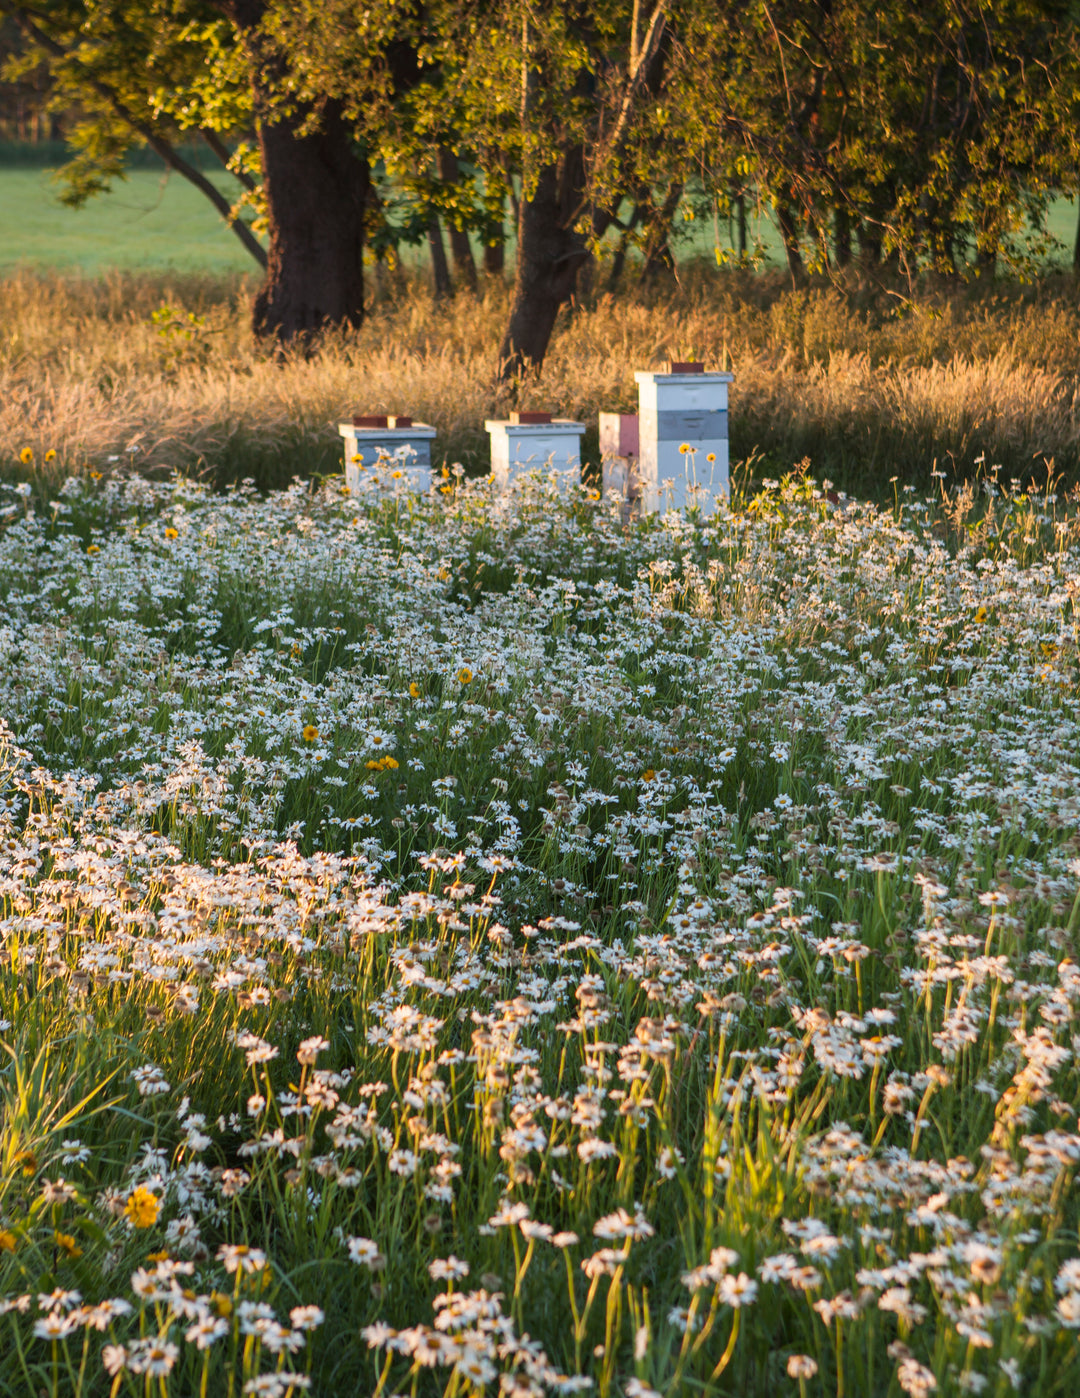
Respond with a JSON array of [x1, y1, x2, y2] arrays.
[[1, 460, 1079, 1398]]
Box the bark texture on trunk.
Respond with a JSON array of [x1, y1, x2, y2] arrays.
[[498, 151, 587, 377], [212, 0, 368, 344], [253, 102, 369, 343]]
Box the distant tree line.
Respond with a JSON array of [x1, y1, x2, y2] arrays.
[[2, 1, 1079, 371]]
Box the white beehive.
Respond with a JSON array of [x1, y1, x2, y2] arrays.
[[484, 412, 585, 489], [599, 411, 642, 508], [634, 363, 734, 513], [339, 416, 437, 492]]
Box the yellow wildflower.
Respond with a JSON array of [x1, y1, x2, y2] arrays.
[[0, 1229, 16, 1252], [44, 449, 56, 463], [54, 1231, 83, 1259], [164, 527, 179, 541], [19, 447, 33, 465], [124, 1185, 160, 1229], [457, 667, 473, 684], [302, 724, 319, 743]]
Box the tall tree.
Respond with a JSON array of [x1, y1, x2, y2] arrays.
[[209, 0, 372, 342]]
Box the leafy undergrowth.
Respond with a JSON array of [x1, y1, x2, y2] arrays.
[[1, 466, 1079, 1397]]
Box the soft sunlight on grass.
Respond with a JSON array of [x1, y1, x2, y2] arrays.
[[0, 463, 1079, 1396], [2, 268, 1079, 497]]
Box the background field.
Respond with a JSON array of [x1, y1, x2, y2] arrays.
[[1, 154, 1077, 277]]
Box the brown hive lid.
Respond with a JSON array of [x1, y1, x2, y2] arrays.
[[353, 414, 389, 428], [510, 411, 553, 425], [664, 360, 705, 374], [387, 416, 412, 429]]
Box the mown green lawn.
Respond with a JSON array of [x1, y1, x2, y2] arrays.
[[0, 167, 262, 274], [1, 161, 1076, 275]]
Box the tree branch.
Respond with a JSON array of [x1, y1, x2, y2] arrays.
[[201, 128, 258, 193]]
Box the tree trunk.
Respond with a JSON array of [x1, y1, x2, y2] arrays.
[[607, 203, 643, 292], [641, 181, 683, 283], [253, 101, 369, 343], [427, 214, 453, 298], [833, 207, 851, 268], [437, 147, 478, 292], [858, 221, 882, 270], [775, 202, 804, 284], [210, 0, 368, 343], [484, 232, 505, 275], [498, 151, 588, 378], [734, 190, 747, 258]]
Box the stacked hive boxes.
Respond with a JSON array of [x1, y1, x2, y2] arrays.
[[634, 362, 733, 513]]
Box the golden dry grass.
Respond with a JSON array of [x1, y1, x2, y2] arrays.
[[2, 264, 1078, 495]]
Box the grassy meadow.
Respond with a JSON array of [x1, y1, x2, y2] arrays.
[[2, 266, 1080, 500], [3, 226, 1080, 1397], [1, 462, 1080, 1398]]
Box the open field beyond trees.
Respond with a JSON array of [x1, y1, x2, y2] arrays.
[[1, 157, 1078, 279], [1, 465, 1080, 1397], [3, 268, 1080, 501]]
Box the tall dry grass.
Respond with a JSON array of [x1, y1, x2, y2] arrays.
[[2, 264, 1078, 496]]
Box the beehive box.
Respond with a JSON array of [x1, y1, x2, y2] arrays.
[[484, 412, 586, 489], [634, 364, 733, 513], [339, 416, 437, 492], [599, 411, 642, 507]]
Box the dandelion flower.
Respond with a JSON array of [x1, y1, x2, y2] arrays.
[[124, 1186, 160, 1229], [53, 1231, 82, 1259]]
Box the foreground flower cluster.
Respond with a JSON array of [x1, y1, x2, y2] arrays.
[[0, 466, 1078, 1397]]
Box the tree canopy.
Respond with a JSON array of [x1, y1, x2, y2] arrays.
[[3, 0, 1079, 362]]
